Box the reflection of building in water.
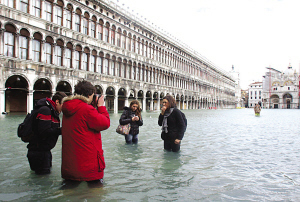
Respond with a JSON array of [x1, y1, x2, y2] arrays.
[[0, 0, 235, 113], [262, 65, 299, 109], [248, 82, 262, 108], [229, 65, 243, 108]]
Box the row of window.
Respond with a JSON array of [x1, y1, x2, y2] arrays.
[[2, 0, 225, 85], [3, 25, 215, 92]]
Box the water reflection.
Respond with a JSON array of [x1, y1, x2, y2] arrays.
[[1, 109, 300, 201]]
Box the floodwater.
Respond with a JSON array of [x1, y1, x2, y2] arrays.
[[1, 109, 300, 201]]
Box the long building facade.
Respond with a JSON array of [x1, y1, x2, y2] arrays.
[[0, 0, 235, 113]]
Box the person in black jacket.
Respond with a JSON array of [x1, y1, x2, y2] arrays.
[[27, 92, 67, 174], [158, 95, 185, 152], [119, 100, 143, 144]]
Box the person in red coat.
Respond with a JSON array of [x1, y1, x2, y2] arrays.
[[61, 80, 110, 185]]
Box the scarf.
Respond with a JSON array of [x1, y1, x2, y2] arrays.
[[161, 108, 174, 133]]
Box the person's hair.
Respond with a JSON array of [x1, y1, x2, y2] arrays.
[[52, 92, 67, 104], [74, 80, 95, 98], [130, 100, 142, 118], [163, 95, 176, 109]]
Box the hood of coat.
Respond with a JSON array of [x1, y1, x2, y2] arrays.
[[35, 97, 59, 115], [62, 95, 90, 117]]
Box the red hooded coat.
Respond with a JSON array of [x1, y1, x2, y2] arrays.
[[61, 95, 110, 181]]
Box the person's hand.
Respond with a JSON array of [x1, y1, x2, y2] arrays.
[[97, 95, 105, 107], [161, 106, 167, 115], [174, 139, 181, 144]]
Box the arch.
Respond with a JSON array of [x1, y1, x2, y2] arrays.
[[33, 78, 52, 105], [95, 85, 103, 95], [129, 89, 135, 98], [56, 80, 72, 95], [118, 88, 126, 97], [5, 75, 29, 112]]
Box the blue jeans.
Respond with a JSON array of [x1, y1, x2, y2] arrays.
[[125, 134, 138, 144]]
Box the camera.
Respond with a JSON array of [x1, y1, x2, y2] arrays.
[[91, 94, 101, 108]]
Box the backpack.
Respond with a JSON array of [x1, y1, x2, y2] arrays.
[[179, 110, 187, 132], [17, 109, 39, 143]]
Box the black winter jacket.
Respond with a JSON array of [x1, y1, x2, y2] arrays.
[[119, 107, 143, 135], [158, 107, 185, 141], [27, 98, 61, 151]]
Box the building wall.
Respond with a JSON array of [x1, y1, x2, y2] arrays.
[[0, 0, 236, 113]]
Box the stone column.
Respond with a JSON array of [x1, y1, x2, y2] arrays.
[[0, 89, 5, 113], [114, 95, 118, 113], [27, 37, 33, 60], [14, 33, 19, 58], [27, 90, 34, 113], [40, 40, 45, 62], [125, 97, 129, 107], [0, 29, 4, 55], [142, 94, 146, 112], [150, 98, 153, 111]]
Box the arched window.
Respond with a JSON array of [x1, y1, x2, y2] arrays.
[[54, 39, 63, 66], [104, 58, 108, 74], [116, 60, 121, 77], [44, 0, 53, 22], [82, 47, 89, 71], [116, 28, 121, 47], [136, 38, 140, 54], [44, 36, 53, 64], [90, 50, 97, 72], [97, 56, 102, 73], [132, 36, 136, 52], [54, 0, 63, 26], [19, 29, 30, 60], [4, 24, 16, 57], [83, 12, 89, 35], [122, 31, 126, 49], [75, 8, 82, 32], [111, 59, 115, 76], [74, 45, 82, 69], [98, 19, 103, 40], [127, 34, 131, 51], [90, 16, 96, 38], [32, 0, 41, 17], [65, 42, 72, 68], [4, 0, 14, 8], [20, 0, 29, 13], [104, 23, 109, 43], [132, 65, 135, 80], [111, 26, 116, 45], [65, 4, 73, 29], [32, 32, 42, 62]]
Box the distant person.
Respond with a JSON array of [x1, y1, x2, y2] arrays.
[[27, 92, 67, 175], [158, 95, 185, 152], [119, 100, 143, 144], [61, 80, 110, 185], [254, 102, 261, 116]]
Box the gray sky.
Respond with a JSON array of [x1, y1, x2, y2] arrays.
[[112, 0, 300, 89]]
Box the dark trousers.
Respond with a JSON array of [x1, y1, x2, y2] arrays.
[[27, 150, 52, 174], [164, 140, 180, 152]]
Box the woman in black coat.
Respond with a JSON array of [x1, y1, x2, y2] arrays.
[[119, 100, 143, 144], [158, 95, 185, 152]]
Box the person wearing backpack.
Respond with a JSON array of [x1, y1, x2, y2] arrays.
[[158, 95, 186, 152], [27, 92, 67, 174]]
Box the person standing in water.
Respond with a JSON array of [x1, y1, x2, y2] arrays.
[[158, 95, 185, 152], [254, 102, 262, 116], [119, 100, 143, 144]]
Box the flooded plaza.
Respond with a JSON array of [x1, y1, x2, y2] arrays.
[[1, 108, 300, 201]]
